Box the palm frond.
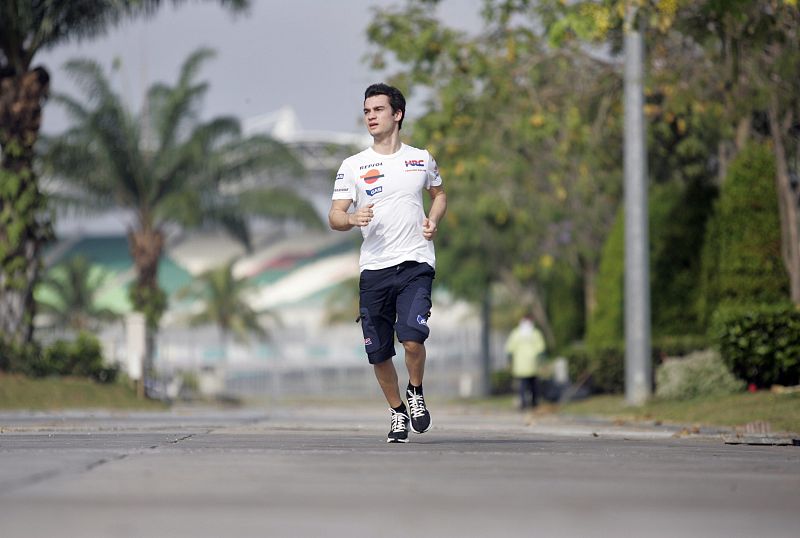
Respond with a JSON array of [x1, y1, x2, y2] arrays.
[[216, 134, 305, 182], [238, 187, 324, 229], [148, 116, 241, 207], [50, 93, 90, 123], [62, 58, 116, 106], [177, 257, 268, 343], [35, 255, 121, 331], [177, 47, 216, 89]]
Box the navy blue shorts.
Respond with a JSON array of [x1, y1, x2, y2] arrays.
[[358, 261, 435, 364]]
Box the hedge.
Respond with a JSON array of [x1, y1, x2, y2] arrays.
[[711, 305, 800, 388]]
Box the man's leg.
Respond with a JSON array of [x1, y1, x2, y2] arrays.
[[374, 357, 410, 443], [374, 358, 403, 408], [403, 340, 426, 386], [359, 266, 409, 443], [403, 340, 431, 433], [395, 262, 434, 434]]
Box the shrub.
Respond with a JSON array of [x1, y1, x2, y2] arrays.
[[490, 368, 513, 395], [565, 338, 710, 395], [656, 349, 743, 400], [0, 339, 42, 374], [544, 261, 585, 352], [564, 342, 625, 394], [711, 305, 800, 388], [2, 332, 118, 383], [42, 332, 119, 383], [652, 334, 710, 360], [698, 144, 788, 323], [650, 180, 716, 336], [588, 180, 714, 348], [586, 210, 624, 348]]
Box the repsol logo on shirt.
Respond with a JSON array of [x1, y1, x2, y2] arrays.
[[405, 159, 424, 167], [359, 162, 383, 170]]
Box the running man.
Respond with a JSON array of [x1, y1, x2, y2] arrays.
[[328, 83, 447, 443]]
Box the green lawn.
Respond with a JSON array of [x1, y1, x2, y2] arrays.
[[560, 391, 800, 434], [0, 374, 167, 411]]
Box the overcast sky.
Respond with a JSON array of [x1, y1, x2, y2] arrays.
[[38, 0, 482, 136]]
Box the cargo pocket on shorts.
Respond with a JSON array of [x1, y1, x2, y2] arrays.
[[359, 307, 381, 352], [406, 288, 432, 338]]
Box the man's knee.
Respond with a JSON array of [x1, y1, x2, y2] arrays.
[[403, 340, 424, 356]]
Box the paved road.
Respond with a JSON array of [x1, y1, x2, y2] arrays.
[[0, 403, 798, 537]]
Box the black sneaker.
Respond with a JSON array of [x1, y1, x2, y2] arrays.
[[387, 408, 410, 443], [406, 387, 431, 434]]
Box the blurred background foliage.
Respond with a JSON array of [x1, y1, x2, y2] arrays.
[[365, 0, 800, 393], [1, 0, 799, 396]]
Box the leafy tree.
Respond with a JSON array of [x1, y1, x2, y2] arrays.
[[367, 0, 623, 345], [0, 0, 248, 349], [43, 48, 321, 376], [538, 0, 800, 304], [647, 0, 800, 304], [177, 259, 273, 356], [35, 255, 121, 332]]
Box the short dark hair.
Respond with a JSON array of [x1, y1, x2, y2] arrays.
[[364, 83, 406, 130]]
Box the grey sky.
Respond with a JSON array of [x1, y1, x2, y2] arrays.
[[39, 0, 482, 136]]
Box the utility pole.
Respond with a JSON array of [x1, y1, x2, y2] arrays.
[[623, 3, 652, 405]]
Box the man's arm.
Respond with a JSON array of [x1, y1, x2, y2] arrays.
[[422, 185, 447, 241], [329, 199, 374, 231]]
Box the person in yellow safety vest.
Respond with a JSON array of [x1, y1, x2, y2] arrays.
[[504, 314, 546, 410]]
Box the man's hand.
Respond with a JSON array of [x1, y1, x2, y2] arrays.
[[351, 203, 374, 227], [422, 217, 438, 240]]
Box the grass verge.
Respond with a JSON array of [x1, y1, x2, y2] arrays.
[[560, 390, 800, 434], [0, 374, 168, 411]]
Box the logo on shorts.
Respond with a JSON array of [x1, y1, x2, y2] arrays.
[[416, 315, 428, 326], [364, 338, 372, 345]]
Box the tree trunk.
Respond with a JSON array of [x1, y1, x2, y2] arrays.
[[580, 257, 597, 330], [128, 225, 164, 296], [717, 117, 750, 186], [0, 67, 51, 347], [499, 269, 556, 349], [127, 225, 166, 395], [768, 98, 800, 304], [526, 284, 556, 351]]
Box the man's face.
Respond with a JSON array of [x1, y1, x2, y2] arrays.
[[363, 94, 401, 137]]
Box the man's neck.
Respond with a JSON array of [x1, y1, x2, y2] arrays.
[[371, 131, 402, 155]]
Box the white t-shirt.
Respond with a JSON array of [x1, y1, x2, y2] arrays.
[[332, 144, 443, 271]]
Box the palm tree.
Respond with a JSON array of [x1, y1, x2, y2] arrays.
[[177, 259, 274, 358], [43, 48, 321, 379], [0, 0, 248, 350], [36, 255, 121, 332]]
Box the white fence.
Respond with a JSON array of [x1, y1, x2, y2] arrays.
[[51, 321, 506, 399]]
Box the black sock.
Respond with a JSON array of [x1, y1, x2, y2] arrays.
[[392, 403, 407, 414], [407, 382, 423, 395]]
